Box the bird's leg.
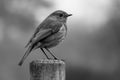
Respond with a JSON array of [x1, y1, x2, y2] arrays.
[[40, 48, 50, 59], [45, 48, 58, 59]]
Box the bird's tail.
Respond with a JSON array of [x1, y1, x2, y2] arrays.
[[18, 46, 33, 66]]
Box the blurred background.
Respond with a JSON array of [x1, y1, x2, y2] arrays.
[[0, 0, 120, 80]]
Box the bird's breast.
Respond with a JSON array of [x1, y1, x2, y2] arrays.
[[41, 25, 67, 48], [59, 24, 67, 39]]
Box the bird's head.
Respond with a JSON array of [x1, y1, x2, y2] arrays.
[[48, 10, 72, 22]]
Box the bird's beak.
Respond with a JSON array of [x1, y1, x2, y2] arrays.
[[67, 14, 72, 17]]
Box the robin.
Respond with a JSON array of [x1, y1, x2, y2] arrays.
[[18, 10, 72, 66]]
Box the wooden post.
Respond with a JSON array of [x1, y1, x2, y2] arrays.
[[30, 59, 65, 80]]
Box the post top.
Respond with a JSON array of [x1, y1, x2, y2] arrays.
[[30, 59, 65, 65]]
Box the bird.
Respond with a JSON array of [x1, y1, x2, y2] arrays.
[[18, 10, 72, 66]]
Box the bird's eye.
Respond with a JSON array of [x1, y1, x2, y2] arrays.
[[59, 14, 64, 17]]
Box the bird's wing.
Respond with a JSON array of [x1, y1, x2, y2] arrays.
[[26, 20, 62, 48], [25, 19, 54, 48], [31, 22, 62, 46], [31, 29, 52, 45]]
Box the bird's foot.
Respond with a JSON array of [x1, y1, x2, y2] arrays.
[[54, 57, 58, 60], [54, 58, 65, 62], [60, 59, 65, 62], [47, 57, 52, 60]]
